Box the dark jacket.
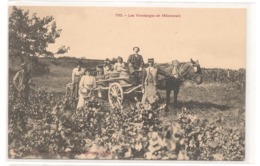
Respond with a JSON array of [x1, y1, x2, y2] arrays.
[[127, 54, 144, 70]]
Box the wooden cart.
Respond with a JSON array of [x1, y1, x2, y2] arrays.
[[95, 74, 143, 108]]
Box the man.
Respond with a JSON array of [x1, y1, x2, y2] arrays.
[[165, 60, 179, 79], [141, 58, 160, 104], [72, 61, 85, 98], [171, 60, 179, 78], [13, 63, 32, 104], [127, 47, 144, 74]]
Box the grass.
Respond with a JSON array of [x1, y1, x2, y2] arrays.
[[33, 63, 72, 93], [159, 83, 245, 132]]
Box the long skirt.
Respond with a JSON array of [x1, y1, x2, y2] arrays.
[[77, 90, 94, 109]]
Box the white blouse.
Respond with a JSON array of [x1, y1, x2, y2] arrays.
[[79, 75, 96, 89], [72, 67, 85, 83]]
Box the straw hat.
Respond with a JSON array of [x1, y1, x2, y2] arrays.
[[79, 87, 91, 97]]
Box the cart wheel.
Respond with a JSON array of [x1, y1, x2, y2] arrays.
[[108, 82, 123, 109]]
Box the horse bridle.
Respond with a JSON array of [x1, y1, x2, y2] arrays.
[[176, 63, 202, 83]]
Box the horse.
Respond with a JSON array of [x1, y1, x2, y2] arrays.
[[157, 59, 203, 111]]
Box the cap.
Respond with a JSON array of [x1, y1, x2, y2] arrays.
[[148, 58, 154, 63]]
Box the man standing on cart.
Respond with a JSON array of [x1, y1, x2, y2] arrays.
[[127, 47, 144, 74]]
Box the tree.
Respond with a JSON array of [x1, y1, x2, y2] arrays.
[[9, 6, 62, 61]]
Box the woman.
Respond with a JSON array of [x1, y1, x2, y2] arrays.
[[103, 58, 113, 76], [77, 68, 96, 109], [114, 56, 126, 72]]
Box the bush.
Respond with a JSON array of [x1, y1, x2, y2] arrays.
[[8, 86, 245, 160]]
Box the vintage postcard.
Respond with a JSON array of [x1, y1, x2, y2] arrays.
[[8, 5, 246, 160]]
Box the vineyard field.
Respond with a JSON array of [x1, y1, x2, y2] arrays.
[[8, 59, 246, 160]]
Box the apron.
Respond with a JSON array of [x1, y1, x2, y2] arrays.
[[142, 68, 160, 103]]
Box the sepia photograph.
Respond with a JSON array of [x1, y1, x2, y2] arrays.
[[8, 5, 246, 160]]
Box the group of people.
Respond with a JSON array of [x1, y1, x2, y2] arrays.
[[72, 47, 179, 109], [12, 46, 179, 109], [102, 46, 144, 76], [71, 47, 147, 108]]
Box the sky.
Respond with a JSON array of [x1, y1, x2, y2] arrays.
[[9, 6, 247, 69]]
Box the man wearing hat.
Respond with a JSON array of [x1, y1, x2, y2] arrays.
[[165, 60, 179, 79], [127, 47, 144, 74], [141, 58, 160, 104], [77, 68, 96, 109], [71, 61, 85, 98], [13, 63, 32, 104]]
